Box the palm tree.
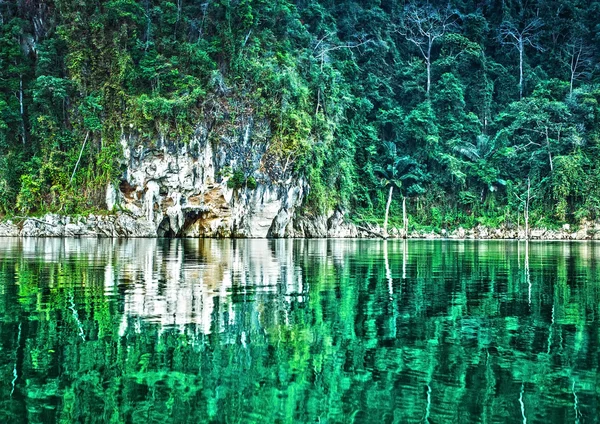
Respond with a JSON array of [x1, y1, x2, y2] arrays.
[[374, 141, 424, 238], [455, 134, 495, 162], [454, 134, 506, 200]]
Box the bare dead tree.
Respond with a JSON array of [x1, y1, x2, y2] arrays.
[[397, 3, 458, 96], [519, 124, 560, 173], [70, 132, 90, 184], [565, 39, 592, 97], [313, 33, 372, 115], [313, 33, 372, 71], [498, 19, 544, 99]]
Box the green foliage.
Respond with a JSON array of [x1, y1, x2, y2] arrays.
[[247, 176, 258, 190], [0, 0, 600, 227], [227, 170, 246, 189], [226, 170, 257, 190], [552, 152, 587, 221], [16, 174, 42, 214]]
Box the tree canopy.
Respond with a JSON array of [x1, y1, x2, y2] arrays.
[[2, 0, 600, 229]]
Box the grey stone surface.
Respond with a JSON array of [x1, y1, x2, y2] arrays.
[[0, 221, 19, 237]]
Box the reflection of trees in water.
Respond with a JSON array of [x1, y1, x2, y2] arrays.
[[0, 239, 598, 422]]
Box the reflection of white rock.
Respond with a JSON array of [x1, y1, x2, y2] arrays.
[[0, 238, 427, 336], [140, 239, 316, 334]]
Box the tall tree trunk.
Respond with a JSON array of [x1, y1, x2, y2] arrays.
[[545, 127, 553, 172], [70, 132, 90, 184], [569, 45, 581, 98], [519, 40, 524, 99], [517, 204, 520, 238], [383, 185, 393, 238], [570, 71, 574, 98], [402, 239, 407, 280], [19, 74, 25, 145], [525, 239, 531, 305], [426, 42, 432, 96]]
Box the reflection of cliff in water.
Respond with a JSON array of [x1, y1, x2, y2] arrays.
[[113, 239, 388, 335], [3, 238, 599, 338], [1, 238, 600, 423], [0, 238, 385, 335], [115, 239, 304, 335]]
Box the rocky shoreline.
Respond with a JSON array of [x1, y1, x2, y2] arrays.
[[1, 212, 599, 240]]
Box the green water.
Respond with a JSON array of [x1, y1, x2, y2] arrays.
[[0, 238, 598, 423]]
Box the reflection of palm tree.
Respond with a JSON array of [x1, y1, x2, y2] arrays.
[[403, 239, 407, 280], [519, 383, 527, 423], [10, 323, 22, 397], [572, 380, 581, 423], [525, 240, 531, 305], [375, 141, 425, 237], [517, 240, 532, 305], [384, 240, 393, 296], [383, 240, 398, 339]]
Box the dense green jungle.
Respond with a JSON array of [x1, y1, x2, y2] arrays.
[[1, 0, 600, 229]]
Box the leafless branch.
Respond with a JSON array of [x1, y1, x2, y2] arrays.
[[313, 35, 372, 114], [313, 32, 333, 52], [316, 38, 372, 59], [564, 38, 592, 95], [514, 140, 542, 151], [498, 18, 544, 99], [498, 19, 545, 51], [396, 3, 458, 95]]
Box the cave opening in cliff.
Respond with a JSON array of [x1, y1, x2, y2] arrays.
[[157, 217, 176, 238], [180, 210, 203, 237]]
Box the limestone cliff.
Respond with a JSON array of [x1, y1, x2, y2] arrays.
[[113, 120, 307, 238], [4, 122, 600, 239], [0, 117, 368, 238]]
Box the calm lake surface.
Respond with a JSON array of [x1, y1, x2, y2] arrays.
[[0, 238, 598, 423]]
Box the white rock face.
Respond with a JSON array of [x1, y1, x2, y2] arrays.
[[8, 213, 155, 237], [0, 221, 19, 236], [0, 121, 362, 238], [116, 126, 306, 238], [105, 184, 117, 212]]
